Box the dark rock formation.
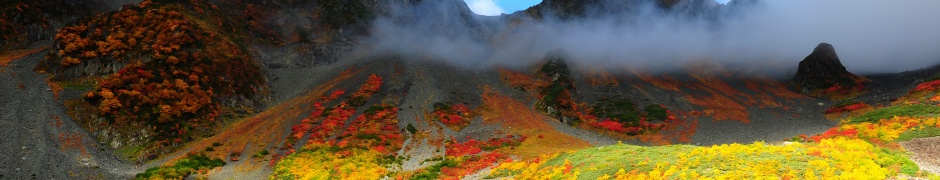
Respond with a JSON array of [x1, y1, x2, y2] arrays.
[[792, 43, 870, 93]]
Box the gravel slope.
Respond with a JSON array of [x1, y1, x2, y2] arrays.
[[0, 51, 135, 179]]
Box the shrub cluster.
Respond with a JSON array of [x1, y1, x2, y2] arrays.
[[47, 0, 266, 145]]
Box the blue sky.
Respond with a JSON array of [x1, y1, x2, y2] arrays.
[[464, 0, 730, 16]]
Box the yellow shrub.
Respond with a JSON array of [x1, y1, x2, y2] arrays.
[[272, 146, 386, 180]]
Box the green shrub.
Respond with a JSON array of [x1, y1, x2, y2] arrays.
[[406, 123, 418, 134], [644, 105, 668, 121], [410, 158, 459, 180], [356, 134, 381, 141], [592, 97, 641, 124], [135, 154, 225, 179], [849, 104, 940, 124], [897, 126, 940, 142], [365, 104, 392, 115], [253, 149, 270, 158]]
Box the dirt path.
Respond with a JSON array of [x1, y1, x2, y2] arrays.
[[0, 51, 135, 179], [900, 136, 940, 175]]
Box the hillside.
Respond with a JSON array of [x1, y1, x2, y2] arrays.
[[1, 0, 939, 179]]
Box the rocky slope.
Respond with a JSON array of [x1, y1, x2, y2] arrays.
[[1, 0, 938, 179]]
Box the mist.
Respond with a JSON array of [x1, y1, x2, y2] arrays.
[[359, 0, 940, 75]]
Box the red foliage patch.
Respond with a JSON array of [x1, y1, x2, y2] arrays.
[[446, 139, 483, 157], [322, 90, 345, 102], [590, 120, 628, 133], [912, 80, 940, 92], [445, 135, 525, 157], [810, 127, 858, 143], [441, 152, 507, 177], [435, 104, 471, 126], [824, 102, 869, 114], [339, 104, 403, 155]]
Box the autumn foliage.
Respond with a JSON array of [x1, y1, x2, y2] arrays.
[[45, 0, 267, 146], [433, 103, 473, 131], [824, 102, 870, 114], [446, 135, 524, 157], [911, 80, 940, 92]]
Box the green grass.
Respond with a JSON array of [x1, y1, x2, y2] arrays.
[[504, 141, 920, 179], [897, 126, 940, 142], [253, 149, 270, 158], [115, 144, 147, 160], [539, 144, 698, 179], [135, 154, 225, 179], [410, 158, 459, 180], [848, 104, 940, 124]]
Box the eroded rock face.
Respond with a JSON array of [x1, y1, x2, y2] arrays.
[[792, 43, 869, 93]]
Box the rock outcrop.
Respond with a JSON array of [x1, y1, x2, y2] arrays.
[[792, 43, 871, 95]]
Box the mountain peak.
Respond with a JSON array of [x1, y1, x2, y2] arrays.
[[792, 43, 870, 98]]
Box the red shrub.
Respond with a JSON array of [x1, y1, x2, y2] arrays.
[[441, 152, 506, 178], [590, 120, 627, 132], [912, 80, 940, 92], [824, 102, 868, 114], [811, 127, 858, 142], [446, 139, 483, 157]]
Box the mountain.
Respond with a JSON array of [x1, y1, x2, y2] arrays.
[[1, 0, 938, 179]]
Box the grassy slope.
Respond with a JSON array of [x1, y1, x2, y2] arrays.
[[489, 83, 940, 179]]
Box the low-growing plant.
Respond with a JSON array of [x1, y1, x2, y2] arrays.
[[850, 104, 940, 124], [896, 126, 940, 141], [406, 123, 418, 134], [644, 104, 668, 121], [591, 97, 640, 124], [135, 154, 225, 179], [253, 149, 269, 158], [411, 158, 460, 180]]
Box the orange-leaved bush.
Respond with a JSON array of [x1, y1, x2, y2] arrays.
[[51, 0, 266, 144]]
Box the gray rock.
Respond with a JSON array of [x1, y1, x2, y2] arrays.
[[110, 140, 121, 149]]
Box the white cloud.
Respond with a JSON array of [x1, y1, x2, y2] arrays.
[[464, 0, 505, 16]]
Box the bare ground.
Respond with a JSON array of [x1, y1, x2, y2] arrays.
[[0, 50, 136, 179], [900, 136, 940, 175]]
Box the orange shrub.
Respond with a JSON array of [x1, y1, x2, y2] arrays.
[[51, 1, 267, 146]]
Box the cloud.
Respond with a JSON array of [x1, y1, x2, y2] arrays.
[[464, 0, 505, 16], [360, 0, 940, 75]]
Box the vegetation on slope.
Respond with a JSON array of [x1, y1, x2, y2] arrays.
[[534, 52, 578, 120], [42, 0, 268, 159], [136, 153, 225, 180], [848, 104, 940, 124], [490, 138, 915, 179], [488, 79, 940, 179], [433, 102, 473, 131], [271, 75, 528, 179]]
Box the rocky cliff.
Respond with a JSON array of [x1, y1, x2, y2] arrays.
[[792, 43, 871, 97]]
